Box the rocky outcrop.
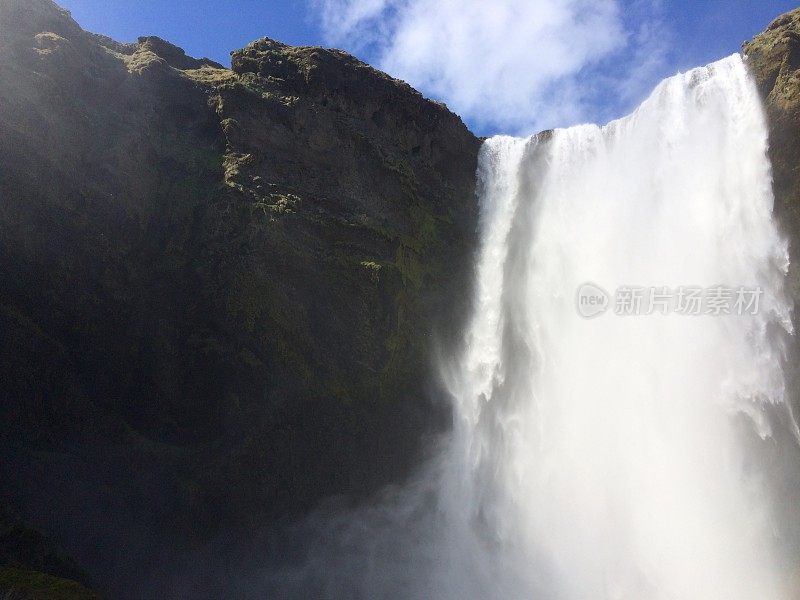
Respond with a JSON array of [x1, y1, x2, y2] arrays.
[[745, 8, 800, 298], [744, 9, 800, 419], [0, 509, 98, 599], [0, 0, 480, 595]]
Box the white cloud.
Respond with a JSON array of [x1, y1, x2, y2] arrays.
[[316, 0, 668, 135]]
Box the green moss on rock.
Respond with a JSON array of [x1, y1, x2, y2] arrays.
[[0, 567, 99, 600]]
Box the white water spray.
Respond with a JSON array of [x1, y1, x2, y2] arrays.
[[437, 53, 795, 599], [276, 54, 799, 600]]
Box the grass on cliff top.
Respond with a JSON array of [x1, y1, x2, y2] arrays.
[[183, 66, 235, 85]]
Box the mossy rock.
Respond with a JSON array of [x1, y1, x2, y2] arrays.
[[0, 567, 99, 600]]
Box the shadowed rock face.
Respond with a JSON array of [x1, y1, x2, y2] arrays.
[[0, 508, 100, 600], [0, 0, 479, 595]]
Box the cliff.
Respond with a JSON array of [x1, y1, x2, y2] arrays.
[[0, 0, 479, 595], [0, 508, 98, 600], [745, 8, 800, 297], [744, 8, 800, 421]]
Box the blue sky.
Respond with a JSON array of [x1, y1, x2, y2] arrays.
[[58, 0, 799, 135]]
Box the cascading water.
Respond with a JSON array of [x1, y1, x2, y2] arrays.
[[275, 54, 800, 600], [437, 52, 796, 599]]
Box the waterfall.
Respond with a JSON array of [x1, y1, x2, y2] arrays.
[[438, 52, 795, 599], [275, 53, 800, 600]]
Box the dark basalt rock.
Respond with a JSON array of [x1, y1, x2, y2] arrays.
[[0, 0, 479, 596], [0, 509, 98, 599]]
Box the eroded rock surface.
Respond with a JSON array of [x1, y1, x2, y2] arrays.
[[745, 8, 800, 297]]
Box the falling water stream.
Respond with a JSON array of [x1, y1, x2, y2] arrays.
[[436, 52, 796, 600], [275, 54, 800, 600]]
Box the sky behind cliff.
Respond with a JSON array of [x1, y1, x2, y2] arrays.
[[59, 0, 799, 135]]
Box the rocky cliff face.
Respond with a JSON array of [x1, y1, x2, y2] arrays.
[[744, 9, 800, 424], [745, 8, 800, 298], [0, 0, 479, 595]]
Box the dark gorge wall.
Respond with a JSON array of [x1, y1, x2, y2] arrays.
[[0, 0, 479, 595]]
